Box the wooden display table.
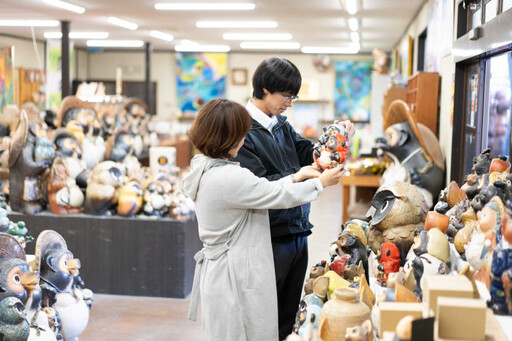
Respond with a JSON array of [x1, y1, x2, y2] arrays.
[[9, 212, 201, 298], [340, 175, 382, 222]]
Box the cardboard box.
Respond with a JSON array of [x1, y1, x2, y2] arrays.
[[436, 297, 486, 340], [379, 302, 425, 334], [422, 275, 474, 314]]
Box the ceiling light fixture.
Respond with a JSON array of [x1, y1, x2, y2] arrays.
[[155, 3, 255, 10], [196, 21, 278, 28], [150, 30, 174, 41], [175, 44, 230, 52], [240, 42, 300, 50], [42, 0, 85, 14], [86, 40, 144, 48], [345, 0, 358, 15], [107, 17, 138, 31], [350, 31, 360, 43], [348, 18, 359, 31], [44, 31, 110, 39], [0, 20, 60, 27], [301, 46, 359, 54], [223, 33, 291, 40]]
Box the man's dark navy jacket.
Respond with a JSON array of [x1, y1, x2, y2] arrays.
[[233, 115, 315, 238]]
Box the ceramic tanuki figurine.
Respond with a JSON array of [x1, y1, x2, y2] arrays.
[[47, 157, 84, 215], [8, 111, 54, 214], [378, 100, 445, 208], [375, 242, 401, 285], [117, 180, 143, 217], [337, 221, 369, 279], [53, 129, 88, 189], [488, 209, 512, 314], [293, 294, 323, 338], [0, 233, 59, 341], [0, 296, 30, 341], [105, 130, 141, 178], [36, 230, 93, 341], [84, 161, 126, 215], [141, 176, 173, 217], [367, 181, 428, 264], [304, 261, 328, 295], [313, 123, 350, 171], [317, 287, 371, 341]]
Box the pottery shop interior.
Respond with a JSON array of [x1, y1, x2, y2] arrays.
[[1, 0, 512, 340]]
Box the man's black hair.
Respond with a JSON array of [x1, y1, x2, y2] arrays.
[[252, 57, 302, 99]]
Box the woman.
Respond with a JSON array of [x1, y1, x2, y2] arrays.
[[184, 98, 348, 341]]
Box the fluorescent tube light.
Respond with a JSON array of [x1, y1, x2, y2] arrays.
[[346, 0, 358, 15], [44, 31, 110, 39], [150, 30, 174, 42], [240, 42, 300, 50], [196, 21, 278, 28], [0, 20, 60, 27], [350, 32, 360, 43], [108, 17, 138, 31], [223, 33, 291, 40], [348, 18, 359, 31], [86, 40, 144, 48], [42, 0, 85, 14], [175, 44, 230, 52], [155, 3, 255, 10], [301, 46, 359, 54]]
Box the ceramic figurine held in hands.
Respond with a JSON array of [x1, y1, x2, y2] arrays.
[[313, 122, 351, 171]]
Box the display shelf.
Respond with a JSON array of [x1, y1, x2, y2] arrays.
[[10, 211, 201, 298]]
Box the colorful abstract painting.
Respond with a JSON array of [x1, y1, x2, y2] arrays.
[[0, 46, 14, 111], [176, 52, 227, 117], [334, 61, 372, 122]]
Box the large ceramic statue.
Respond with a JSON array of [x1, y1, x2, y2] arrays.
[[378, 100, 445, 208], [9, 111, 55, 214], [36, 230, 92, 341], [0, 233, 59, 341]]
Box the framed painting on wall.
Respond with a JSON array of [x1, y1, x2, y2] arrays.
[[231, 68, 247, 86], [0, 46, 14, 111], [334, 60, 372, 122], [176, 52, 227, 118]]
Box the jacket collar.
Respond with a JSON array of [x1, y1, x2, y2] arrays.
[[251, 114, 287, 130]]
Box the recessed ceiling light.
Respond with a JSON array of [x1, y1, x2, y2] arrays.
[[42, 0, 85, 14], [155, 3, 255, 10], [107, 17, 138, 31], [86, 40, 144, 48], [240, 42, 300, 50], [350, 32, 360, 43], [223, 33, 292, 40], [0, 20, 60, 27], [348, 18, 359, 31], [196, 21, 278, 28], [301, 46, 359, 54], [44, 31, 110, 39], [175, 44, 230, 52], [345, 0, 358, 15], [150, 30, 174, 42]]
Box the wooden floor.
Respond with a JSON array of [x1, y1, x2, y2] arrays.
[[81, 183, 344, 341]]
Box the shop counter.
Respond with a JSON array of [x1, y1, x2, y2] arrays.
[[9, 212, 201, 299]]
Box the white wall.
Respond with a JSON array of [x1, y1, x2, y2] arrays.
[[0, 35, 45, 70]]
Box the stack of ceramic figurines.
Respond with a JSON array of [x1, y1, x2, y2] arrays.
[[287, 147, 512, 341]]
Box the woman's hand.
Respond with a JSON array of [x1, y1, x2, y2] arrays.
[[294, 165, 322, 182], [318, 164, 344, 188]]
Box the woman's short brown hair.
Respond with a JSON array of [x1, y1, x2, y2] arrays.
[[189, 98, 253, 159]]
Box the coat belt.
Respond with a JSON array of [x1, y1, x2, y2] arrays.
[[188, 243, 230, 321]]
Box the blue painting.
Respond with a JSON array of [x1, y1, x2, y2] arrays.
[[334, 61, 372, 122], [176, 52, 227, 117]]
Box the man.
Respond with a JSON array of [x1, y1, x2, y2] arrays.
[[233, 57, 321, 339]]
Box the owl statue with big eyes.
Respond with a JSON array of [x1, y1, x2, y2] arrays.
[[313, 123, 350, 171]]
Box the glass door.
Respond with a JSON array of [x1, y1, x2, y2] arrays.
[[463, 63, 482, 176]]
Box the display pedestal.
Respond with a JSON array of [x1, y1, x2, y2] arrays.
[[9, 212, 201, 299]]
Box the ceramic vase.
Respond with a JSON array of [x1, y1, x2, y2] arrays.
[[318, 287, 371, 341]]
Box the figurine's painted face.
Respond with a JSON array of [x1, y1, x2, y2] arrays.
[[41, 250, 80, 292], [56, 136, 82, 159], [0, 260, 38, 304], [477, 203, 499, 233]]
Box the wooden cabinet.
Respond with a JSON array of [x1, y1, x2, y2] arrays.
[[406, 72, 440, 135]]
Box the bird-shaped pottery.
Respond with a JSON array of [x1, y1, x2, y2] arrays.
[[36, 230, 92, 341], [0, 297, 30, 341], [367, 181, 428, 264]]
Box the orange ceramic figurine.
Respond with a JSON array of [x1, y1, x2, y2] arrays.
[[313, 123, 350, 171], [376, 242, 401, 285]]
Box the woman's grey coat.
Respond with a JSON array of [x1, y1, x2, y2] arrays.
[[183, 155, 323, 341]]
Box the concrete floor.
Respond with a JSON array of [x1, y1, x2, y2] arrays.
[[81, 183, 344, 341]]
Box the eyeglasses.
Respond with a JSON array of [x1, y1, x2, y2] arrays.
[[279, 92, 299, 103]]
